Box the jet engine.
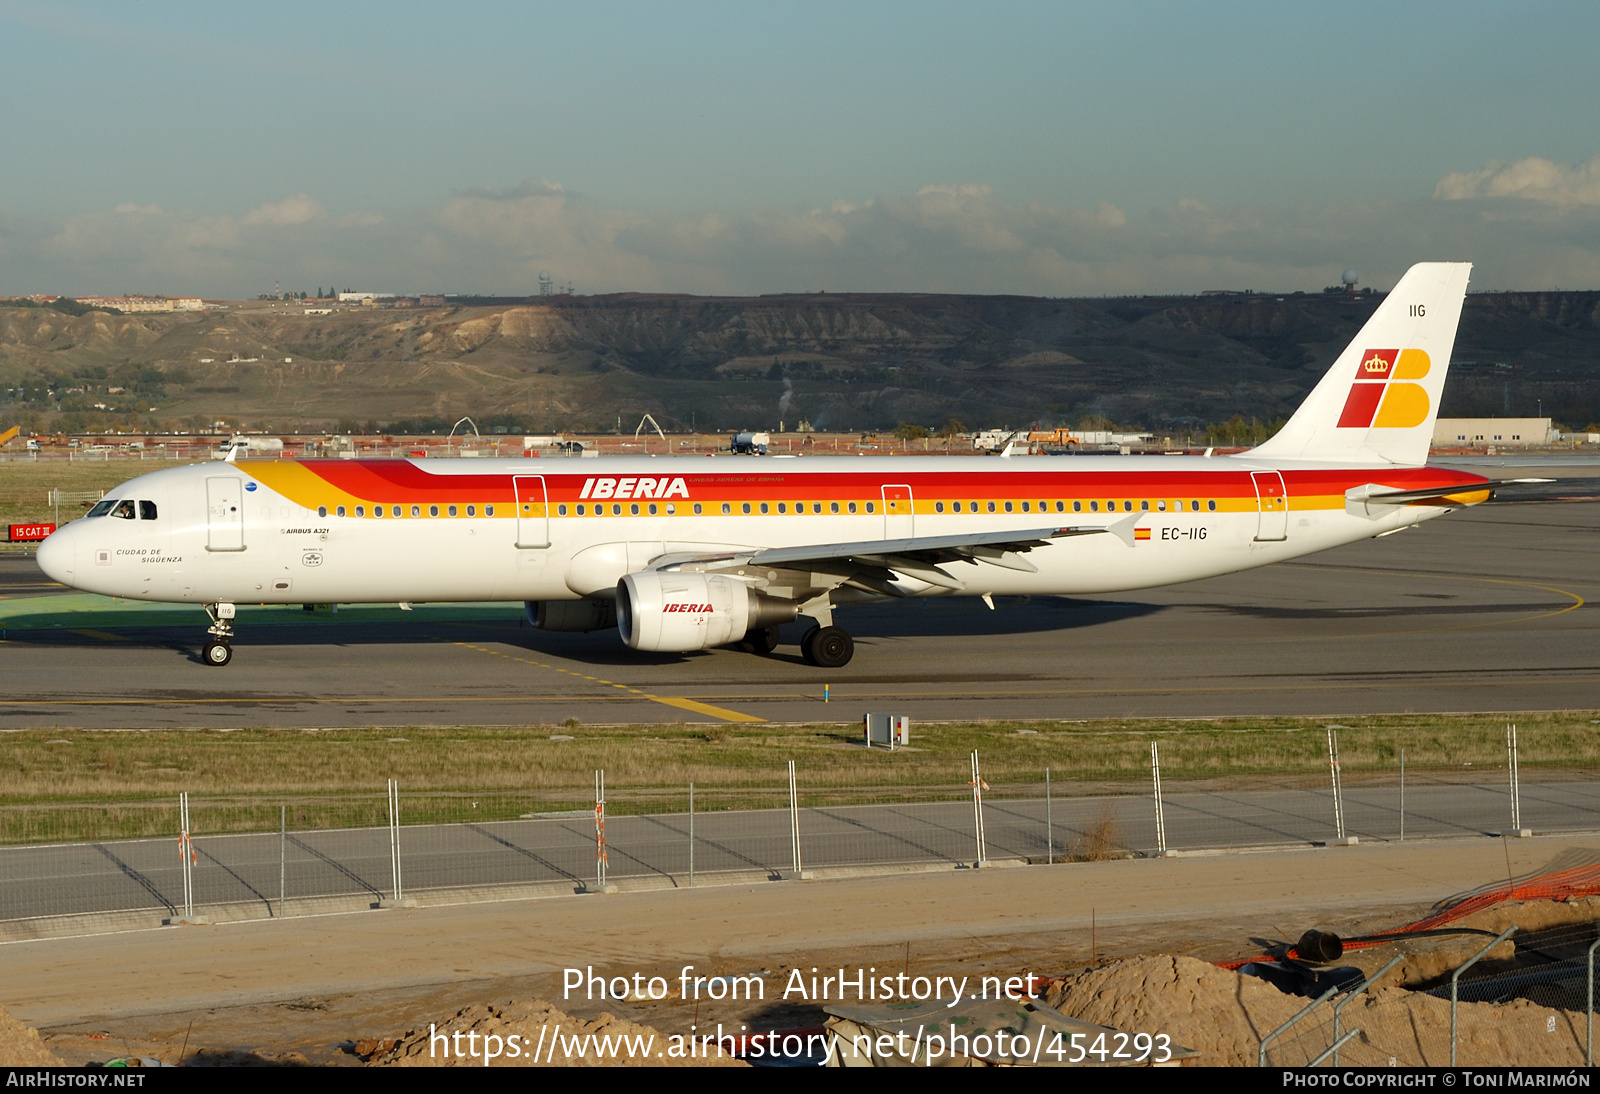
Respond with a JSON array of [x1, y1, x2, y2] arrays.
[[617, 572, 796, 652], [525, 599, 617, 632]]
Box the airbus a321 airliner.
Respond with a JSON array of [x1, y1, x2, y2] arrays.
[[37, 263, 1531, 669]]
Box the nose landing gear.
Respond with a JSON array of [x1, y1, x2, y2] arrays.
[[203, 602, 236, 667]]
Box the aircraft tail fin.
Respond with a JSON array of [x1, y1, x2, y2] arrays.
[[1250, 262, 1471, 466]]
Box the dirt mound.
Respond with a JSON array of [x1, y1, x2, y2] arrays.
[[0, 1005, 64, 1066], [1048, 954, 1590, 1067], [372, 999, 745, 1067]]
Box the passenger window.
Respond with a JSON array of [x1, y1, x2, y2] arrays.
[[1072, 501, 1082, 512], [777, 503, 787, 514], [1141, 500, 1150, 512], [630, 503, 640, 515], [986, 501, 996, 513], [830, 502, 840, 514], [448, 505, 458, 517], [87, 500, 115, 518], [336, 505, 347, 518], [848, 502, 857, 514], [1157, 500, 1166, 512], [485, 505, 495, 517], [612, 504, 622, 515], [1021, 501, 1030, 512], [1208, 500, 1217, 512], [812, 503, 821, 514], [649, 503, 658, 515], [139, 500, 157, 520], [373, 506, 384, 519], [865, 502, 874, 513], [1057, 501, 1066, 512], [411, 505, 420, 517], [429, 505, 440, 517], [935, 502, 945, 513], [557, 504, 568, 516], [1190, 500, 1200, 511], [1123, 501, 1133, 512], [467, 504, 476, 516], [691, 503, 701, 515], [742, 502, 752, 515], [664, 503, 675, 515], [722, 503, 732, 515], [760, 502, 769, 514], [393, 506, 402, 517], [1004, 501, 1014, 513], [317, 506, 328, 518], [1090, 501, 1099, 512], [355, 505, 365, 518]]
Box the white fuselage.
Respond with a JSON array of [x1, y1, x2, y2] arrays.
[[35, 454, 1483, 609]]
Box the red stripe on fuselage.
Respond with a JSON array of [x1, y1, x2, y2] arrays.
[[269, 460, 1488, 505]]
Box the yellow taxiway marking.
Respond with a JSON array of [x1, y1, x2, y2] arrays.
[[453, 642, 765, 724]]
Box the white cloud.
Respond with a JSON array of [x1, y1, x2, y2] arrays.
[[241, 194, 324, 226], [1434, 153, 1600, 206], [4, 170, 1600, 299]]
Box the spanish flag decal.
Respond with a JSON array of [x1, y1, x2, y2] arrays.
[[1134, 527, 1151, 541]]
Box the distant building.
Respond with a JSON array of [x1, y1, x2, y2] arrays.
[[1432, 418, 1554, 447], [75, 295, 203, 313], [337, 292, 394, 303], [418, 294, 445, 307]]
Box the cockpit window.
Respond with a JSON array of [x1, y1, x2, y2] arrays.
[[139, 500, 157, 520], [86, 499, 115, 518], [111, 500, 136, 520]]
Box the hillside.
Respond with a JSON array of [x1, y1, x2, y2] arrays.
[[2, 289, 1597, 435]]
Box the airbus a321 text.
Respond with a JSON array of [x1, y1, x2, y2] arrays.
[[36, 263, 1542, 669]]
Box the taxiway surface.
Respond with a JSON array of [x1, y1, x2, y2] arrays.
[[1, 486, 1595, 728]]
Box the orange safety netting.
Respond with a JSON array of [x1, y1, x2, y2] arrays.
[[1217, 861, 1600, 970]]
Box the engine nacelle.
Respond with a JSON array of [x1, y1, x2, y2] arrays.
[[525, 599, 617, 632], [617, 572, 796, 652]]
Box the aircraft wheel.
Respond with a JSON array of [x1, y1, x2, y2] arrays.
[[750, 625, 780, 654], [203, 640, 233, 667], [803, 626, 853, 669]]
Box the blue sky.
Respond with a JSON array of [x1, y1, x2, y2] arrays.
[[3, 1, 1598, 297]]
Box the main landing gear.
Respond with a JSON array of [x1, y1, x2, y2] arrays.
[[202, 602, 236, 667], [801, 625, 853, 669]]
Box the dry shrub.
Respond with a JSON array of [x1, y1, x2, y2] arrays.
[[1068, 803, 1124, 861]]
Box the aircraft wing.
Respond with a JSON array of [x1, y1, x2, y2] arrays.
[[655, 520, 1135, 595]]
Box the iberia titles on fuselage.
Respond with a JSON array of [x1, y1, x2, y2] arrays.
[[33, 262, 1520, 669]]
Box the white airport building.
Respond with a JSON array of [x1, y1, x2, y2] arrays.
[[1432, 418, 1555, 447]]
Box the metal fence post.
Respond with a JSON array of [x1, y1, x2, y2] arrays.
[[970, 752, 989, 867], [1045, 767, 1053, 865], [387, 779, 403, 902], [1588, 935, 1599, 1066], [594, 770, 607, 890], [177, 792, 194, 920], [279, 804, 286, 918], [1399, 747, 1405, 842], [1507, 723, 1522, 832], [787, 761, 802, 876], [1327, 729, 1346, 841], [688, 782, 695, 888], [1151, 742, 1167, 855], [1452, 926, 1516, 1066]]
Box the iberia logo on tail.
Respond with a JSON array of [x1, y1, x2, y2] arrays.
[[1336, 349, 1432, 429]]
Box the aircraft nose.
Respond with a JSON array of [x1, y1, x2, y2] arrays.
[[35, 527, 75, 585]]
